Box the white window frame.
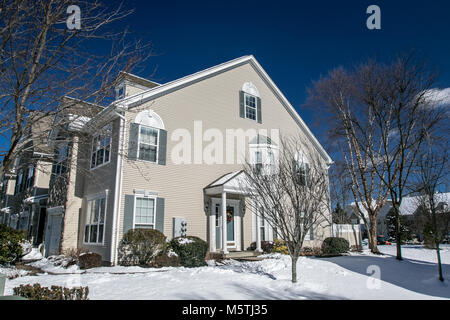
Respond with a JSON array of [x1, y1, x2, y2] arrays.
[[137, 124, 159, 164], [90, 123, 112, 170], [133, 194, 157, 229], [244, 93, 257, 121], [83, 194, 108, 245]]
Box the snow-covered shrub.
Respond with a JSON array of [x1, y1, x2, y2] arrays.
[[78, 252, 102, 269], [118, 228, 167, 266], [300, 246, 322, 256], [272, 238, 289, 255], [19, 240, 32, 257], [0, 224, 26, 264], [321, 237, 350, 255], [248, 241, 274, 253], [13, 283, 89, 300], [152, 250, 180, 268], [169, 236, 208, 268]]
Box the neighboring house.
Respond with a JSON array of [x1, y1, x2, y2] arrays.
[[345, 193, 450, 240], [6, 56, 335, 264], [0, 114, 53, 245]]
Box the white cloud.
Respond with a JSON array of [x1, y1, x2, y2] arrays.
[[423, 88, 450, 108]]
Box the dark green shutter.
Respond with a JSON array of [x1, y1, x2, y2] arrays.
[[310, 219, 314, 240], [123, 195, 134, 234], [257, 97, 262, 124], [155, 197, 165, 233], [158, 129, 167, 165], [239, 91, 245, 118], [128, 123, 139, 160]]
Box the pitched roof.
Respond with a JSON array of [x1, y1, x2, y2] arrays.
[[90, 55, 333, 164]]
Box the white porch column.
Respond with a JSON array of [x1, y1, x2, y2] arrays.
[[255, 204, 262, 252], [209, 213, 216, 252], [221, 191, 228, 254]]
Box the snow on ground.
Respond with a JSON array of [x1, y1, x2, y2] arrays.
[[3, 245, 449, 300]]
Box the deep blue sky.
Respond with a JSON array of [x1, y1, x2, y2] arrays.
[[117, 0, 450, 144]]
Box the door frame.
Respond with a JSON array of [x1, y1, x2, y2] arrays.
[[210, 198, 240, 251]]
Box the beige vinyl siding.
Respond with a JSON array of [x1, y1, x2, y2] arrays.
[[118, 62, 331, 249]]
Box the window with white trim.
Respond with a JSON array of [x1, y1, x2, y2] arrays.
[[84, 197, 106, 244], [24, 165, 34, 189], [138, 125, 158, 163], [52, 144, 68, 175], [134, 197, 156, 229], [254, 150, 263, 174], [294, 152, 310, 186], [91, 124, 112, 169], [244, 93, 257, 121]]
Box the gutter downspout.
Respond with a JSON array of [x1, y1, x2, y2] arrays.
[[110, 110, 126, 265]]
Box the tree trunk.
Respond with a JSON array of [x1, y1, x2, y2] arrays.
[[368, 216, 380, 254], [291, 255, 299, 283], [435, 242, 444, 282], [394, 210, 403, 260]]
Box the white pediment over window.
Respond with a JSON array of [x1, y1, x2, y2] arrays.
[[242, 82, 260, 97], [135, 110, 165, 129]]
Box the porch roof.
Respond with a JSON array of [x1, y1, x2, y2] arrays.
[[204, 170, 255, 195]]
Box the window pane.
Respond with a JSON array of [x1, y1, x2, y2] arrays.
[[139, 144, 157, 162], [99, 198, 105, 223], [104, 145, 110, 163], [140, 127, 158, 146], [98, 224, 104, 243], [84, 226, 89, 242], [135, 198, 155, 225], [90, 225, 97, 242]]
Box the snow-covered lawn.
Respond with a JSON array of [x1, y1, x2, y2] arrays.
[[3, 245, 449, 300]]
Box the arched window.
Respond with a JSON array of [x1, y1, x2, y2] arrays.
[[132, 110, 167, 164], [240, 82, 262, 123]]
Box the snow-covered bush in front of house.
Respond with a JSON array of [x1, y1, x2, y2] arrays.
[[169, 236, 208, 268], [19, 240, 32, 257], [0, 224, 26, 265], [118, 228, 167, 266], [321, 237, 350, 255]]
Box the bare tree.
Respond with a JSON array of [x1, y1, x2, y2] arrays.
[[411, 142, 448, 281], [241, 135, 331, 283], [362, 54, 447, 260], [0, 0, 152, 176], [307, 67, 389, 254]]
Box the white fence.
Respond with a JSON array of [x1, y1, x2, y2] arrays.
[[333, 224, 362, 247]]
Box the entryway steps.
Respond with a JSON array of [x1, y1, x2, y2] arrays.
[[223, 251, 264, 261]]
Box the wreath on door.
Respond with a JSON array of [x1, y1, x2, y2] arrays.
[[226, 210, 233, 223]]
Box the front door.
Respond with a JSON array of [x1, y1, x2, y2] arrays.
[[212, 200, 238, 250], [44, 213, 62, 256], [226, 206, 235, 242]]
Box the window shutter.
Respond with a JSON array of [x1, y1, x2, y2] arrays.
[[158, 129, 167, 165], [155, 197, 165, 233], [128, 123, 139, 160], [239, 91, 245, 118], [309, 219, 314, 240], [257, 97, 262, 124], [123, 194, 134, 234]]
